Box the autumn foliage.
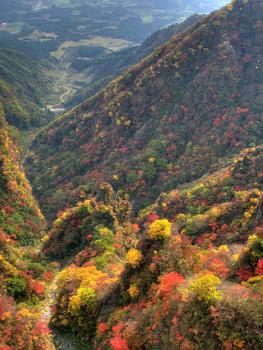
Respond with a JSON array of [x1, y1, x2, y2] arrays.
[[2, 0, 263, 349]]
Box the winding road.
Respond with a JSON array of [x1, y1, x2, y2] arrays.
[[48, 53, 74, 111]]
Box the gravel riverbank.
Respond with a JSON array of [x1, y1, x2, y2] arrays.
[[52, 334, 78, 350], [41, 271, 78, 350]]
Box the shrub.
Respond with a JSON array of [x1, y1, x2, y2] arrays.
[[6, 275, 27, 299], [126, 249, 143, 268], [189, 274, 222, 304], [69, 287, 97, 316], [148, 219, 171, 239], [127, 284, 140, 298]]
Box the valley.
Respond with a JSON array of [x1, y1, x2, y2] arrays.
[[1, 0, 263, 349], [0, 0, 229, 112]]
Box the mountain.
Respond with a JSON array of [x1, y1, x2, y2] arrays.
[[66, 14, 203, 109], [0, 116, 46, 245], [45, 146, 263, 349], [43, 182, 133, 263], [1, 0, 263, 349], [26, 0, 263, 222], [21, 0, 263, 348]]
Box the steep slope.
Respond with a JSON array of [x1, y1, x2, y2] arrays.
[[66, 14, 203, 109], [43, 182, 134, 263], [0, 49, 58, 349], [0, 107, 56, 349], [0, 48, 54, 128], [26, 0, 263, 223], [45, 144, 263, 349], [0, 47, 55, 243], [0, 112, 47, 245]]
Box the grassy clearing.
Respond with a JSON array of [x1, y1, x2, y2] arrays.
[[40, 38, 52, 42], [142, 15, 153, 24], [50, 37, 134, 59], [12, 21, 24, 26], [5, 21, 24, 33], [53, 0, 70, 4]]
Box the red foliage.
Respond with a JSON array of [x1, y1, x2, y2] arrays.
[[255, 258, 263, 276], [196, 237, 204, 246], [160, 272, 184, 298], [112, 323, 125, 336], [75, 256, 80, 265], [42, 271, 54, 282], [114, 243, 121, 248], [32, 281, 44, 295], [209, 258, 229, 277], [110, 337, 130, 350], [4, 205, 15, 214], [36, 321, 51, 334], [98, 323, 108, 333], [132, 223, 140, 232], [236, 266, 253, 281], [146, 214, 159, 224]]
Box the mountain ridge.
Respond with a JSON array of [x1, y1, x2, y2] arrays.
[[1, 0, 263, 349], [66, 14, 204, 109], [26, 0, 263, 222]]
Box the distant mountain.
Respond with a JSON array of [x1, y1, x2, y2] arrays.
[[67, 14, 203, 109], [26, 0, 263, 223]]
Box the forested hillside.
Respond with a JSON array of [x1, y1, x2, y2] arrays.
[[43, 146, 263, 349], [0, 50, 56, 349], [0, 109, 56, 349], [66, 14, 203, 109], [0, 48, 53, 128], [2, 0, 263, 349], [21, 0, 263, 348], [26, 0, 263, 221], [0, 0, 229, 109]]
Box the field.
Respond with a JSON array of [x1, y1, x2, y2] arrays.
[[50, 37, 133, 60], [142, 15, 153, 24], [3, 21, 24, 33]]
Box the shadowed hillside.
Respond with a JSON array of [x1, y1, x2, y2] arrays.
[[0, 49, 57, 349], [0, 48, 54, 128]]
